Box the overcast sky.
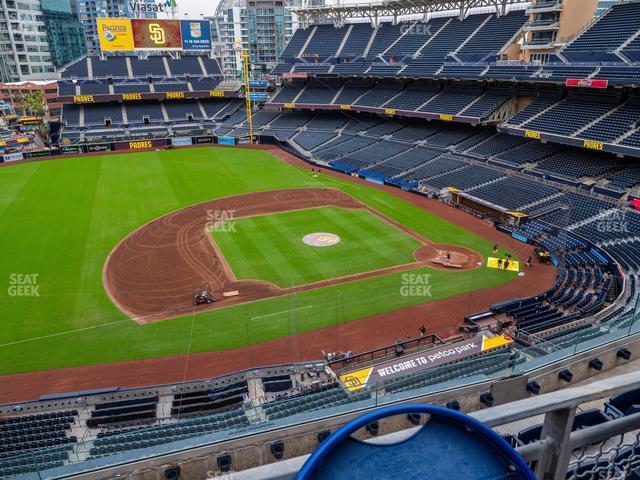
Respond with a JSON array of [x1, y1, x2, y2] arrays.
[[165, 0, 504, 20], [162, 0, 221, 17]]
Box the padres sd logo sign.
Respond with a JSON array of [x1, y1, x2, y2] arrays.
[[149, 23, 165, 44], [302, 232, 341, 247]]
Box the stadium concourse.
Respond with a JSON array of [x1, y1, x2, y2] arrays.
[[1, 0, 640, 478]]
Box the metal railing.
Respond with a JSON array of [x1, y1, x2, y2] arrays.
[[480, 370, 640, 480], [231, 369, 640, 479]]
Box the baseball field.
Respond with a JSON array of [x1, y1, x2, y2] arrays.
[[212, 206, 423, 287], [0, 147, 519, 376]]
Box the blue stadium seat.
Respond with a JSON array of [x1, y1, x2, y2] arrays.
[[562, 2, 640, 62], [61, 57, 89, 78], [167, 56, 203, 75], [298, 404, 535, 480], [130, 56, 168, 77], [301, 25, 350, 60], [338, 23, 374, 59], [91, 56, 128, 78]]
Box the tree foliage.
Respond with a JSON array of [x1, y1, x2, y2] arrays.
[[22, 91, 46, 119]]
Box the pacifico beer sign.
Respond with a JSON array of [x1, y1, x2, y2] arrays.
[[97, 18, 135, 51]]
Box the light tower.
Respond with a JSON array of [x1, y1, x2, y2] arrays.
[[239, 48, 254, 144]]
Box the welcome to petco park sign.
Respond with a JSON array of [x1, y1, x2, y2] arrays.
[[338, 335, 513, 392]]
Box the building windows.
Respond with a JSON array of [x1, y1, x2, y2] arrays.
[[596, 0, 626, 16]]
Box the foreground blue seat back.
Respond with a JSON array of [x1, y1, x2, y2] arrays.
[[297, 404, 535, 480], [605, 386, 640, 418], [517, 409, 610, 445]]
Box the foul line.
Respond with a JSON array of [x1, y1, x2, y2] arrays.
[[0, 319, 131, 348], [251, 306, 312, 321]]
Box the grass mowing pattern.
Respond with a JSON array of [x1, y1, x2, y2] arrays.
[[212, 206, 422, 287], [0, 148, 516, 374]]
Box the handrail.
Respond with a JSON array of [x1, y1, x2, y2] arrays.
[[222, 370, 640, 479]]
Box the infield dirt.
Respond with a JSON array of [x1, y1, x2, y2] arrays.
[[104, 187, 481, 324]]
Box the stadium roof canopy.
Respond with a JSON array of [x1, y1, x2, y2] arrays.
[[292, 0, 529, 27]]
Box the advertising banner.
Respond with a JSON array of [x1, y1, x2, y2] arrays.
[[511, 232, 529, 243], [249, 92, 268, 101], [97, 18, 135, 52], [86, 143, 112, 153], [128, 0, 176, 14], [114, 139, 165, 150], [61, 145, 84, 154], [25, 150, 52, 158], [282, 72, 307, 79], [132, 19, 182, 50], [338, 335, 513, 392], [2, 152, 24, 162], [217, 136, 237, 145], [565, 78, 608, 89], [194, 136, 213, 144], [180, 20, 211, 50], [171, 136, 193, 146]]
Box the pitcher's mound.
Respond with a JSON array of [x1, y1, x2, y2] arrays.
[[302, 232, 341, 247]]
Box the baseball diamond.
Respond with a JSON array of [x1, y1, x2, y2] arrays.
[[0, 146, 554, 394]]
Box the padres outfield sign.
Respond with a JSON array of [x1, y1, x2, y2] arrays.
[[129, 140, 153, 150], [338, 335, 513, 392]]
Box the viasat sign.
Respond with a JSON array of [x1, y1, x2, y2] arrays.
[[128, 0, 177, 13]]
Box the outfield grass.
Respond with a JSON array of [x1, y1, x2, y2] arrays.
[[0, 148, 517, 375], [212, 206, 422, 287]]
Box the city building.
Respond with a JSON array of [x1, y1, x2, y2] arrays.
[[77, 0, 159, 53], [41, 0, 88, 68], [521, 0, 599, 62], [0, 0, 85, 83], [0, 80, 60, 119], [596, 0, 628, 16], [208, 0, 323, 77], [0, 0, 54, 82]]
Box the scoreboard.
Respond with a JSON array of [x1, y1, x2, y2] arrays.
[[97, 18, 212, 52]]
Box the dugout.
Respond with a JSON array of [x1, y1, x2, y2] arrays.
[[448, 189, 529, 226]]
